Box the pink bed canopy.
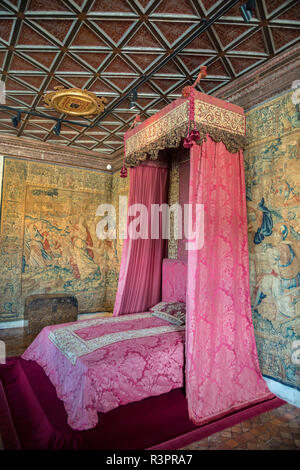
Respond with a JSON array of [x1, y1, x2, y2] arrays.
[[114, 71, 271, 425]]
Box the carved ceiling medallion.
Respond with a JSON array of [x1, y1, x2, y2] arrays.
[[43, 86, 107, 117]]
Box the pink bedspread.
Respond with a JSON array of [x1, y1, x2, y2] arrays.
[[22, 314, 185, 430]]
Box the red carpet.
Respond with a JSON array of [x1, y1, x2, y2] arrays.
[[0, 357, 284, 450]]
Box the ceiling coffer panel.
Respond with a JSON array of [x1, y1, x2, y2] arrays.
[[0, 0, 298, 161]]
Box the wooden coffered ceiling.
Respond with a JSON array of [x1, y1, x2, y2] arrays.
[[0, 0, 299, 160]]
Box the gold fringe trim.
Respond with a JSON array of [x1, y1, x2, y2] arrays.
[[125, 123, 188, 167], [194, 124, 247, 154], [125, 123, 246, 166]]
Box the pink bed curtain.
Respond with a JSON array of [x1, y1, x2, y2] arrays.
[[186, 136, 271, 424], [113, 164, 168, 316]]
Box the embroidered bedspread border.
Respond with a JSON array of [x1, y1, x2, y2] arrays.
[[48, 313, 185, 365]]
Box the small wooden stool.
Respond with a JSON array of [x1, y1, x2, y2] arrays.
[[25, 294, 78, 334]]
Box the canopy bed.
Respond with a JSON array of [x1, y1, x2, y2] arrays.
[[1, 73, 275, 443], [114, 76, 273, 425]]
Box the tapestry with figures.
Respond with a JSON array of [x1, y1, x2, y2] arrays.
[[244, 90, 300, 390], [0, 158, 122, 322]]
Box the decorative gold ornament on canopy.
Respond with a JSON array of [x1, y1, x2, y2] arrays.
[[43, 86, 107, 117]]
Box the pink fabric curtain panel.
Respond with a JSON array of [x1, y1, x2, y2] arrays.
[[186, 137, 272, 425], [113, 164, 168, 316]]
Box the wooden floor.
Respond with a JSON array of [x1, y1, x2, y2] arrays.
[[1, 327, 299, 451]]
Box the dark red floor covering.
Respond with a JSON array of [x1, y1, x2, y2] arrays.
[[0, 357, 284, 450]]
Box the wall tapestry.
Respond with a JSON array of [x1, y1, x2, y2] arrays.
[[244, 90, 300, 390], [0, 158, 115, 322]]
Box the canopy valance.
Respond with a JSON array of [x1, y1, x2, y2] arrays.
[[124, 90, 247, 167]]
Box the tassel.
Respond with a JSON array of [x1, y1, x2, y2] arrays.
[[183, 135, 193, 148], [190, 127, 201, 141], [120, 149, 128, 178], [183, 90, 201, 148], [120, 132, 128, 177], [120, 165, 128, 178]]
